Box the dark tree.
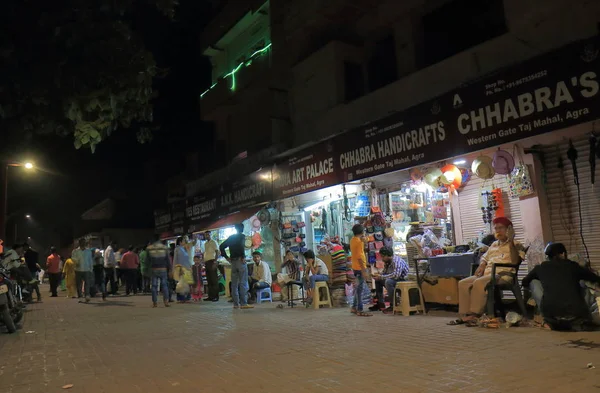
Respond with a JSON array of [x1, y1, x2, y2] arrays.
[[0, 0, 178, 152]]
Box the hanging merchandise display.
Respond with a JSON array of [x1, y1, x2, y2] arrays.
[[492, 149, 516, 176], [472, 156, 495, 180], [508, 146, 535, 198], [440, 164, 462, 193]]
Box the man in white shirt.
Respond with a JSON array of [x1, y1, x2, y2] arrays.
[[203, 231, 221, 302], [249, 251, 272, 303], [103, 241, 118, 295], [303, 250, 330, 305]]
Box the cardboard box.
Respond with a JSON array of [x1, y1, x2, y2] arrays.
[[421, 277, 459, 305]]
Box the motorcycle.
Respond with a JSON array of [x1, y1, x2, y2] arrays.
[[0, 266, 23, 333]]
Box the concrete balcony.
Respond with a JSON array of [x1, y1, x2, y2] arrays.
[[200, 45, 272, 117]]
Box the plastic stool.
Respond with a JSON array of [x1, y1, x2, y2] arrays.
[[256, 287, 272, 304], [393, 281, 425, 316], [313, 281, 332, 309]]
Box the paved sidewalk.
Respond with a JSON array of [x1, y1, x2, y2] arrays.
[[1, 286, 599, 393]]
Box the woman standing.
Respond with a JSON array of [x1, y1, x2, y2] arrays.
[[173, 237, 193, 303], [62, 257, 77, 298]]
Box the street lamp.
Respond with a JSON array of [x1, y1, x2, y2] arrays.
[[25, 214, 31, 219], [0, 161, 35, 241]]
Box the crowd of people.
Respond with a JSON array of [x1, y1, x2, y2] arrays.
[[2, 216, 599, 332]]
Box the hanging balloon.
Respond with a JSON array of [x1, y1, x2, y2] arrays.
[[440, 164, 462, 193]]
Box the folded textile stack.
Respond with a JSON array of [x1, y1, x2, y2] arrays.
[[331, 288, 348, 307]]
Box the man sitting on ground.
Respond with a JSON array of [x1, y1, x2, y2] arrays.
[[249, 251, 272, 303], [522, 242, 600, 331], [370, 247, 409, 313]]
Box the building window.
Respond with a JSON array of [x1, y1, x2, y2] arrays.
[[367, 34, 398, 92], [420, 0, 507, 68], [344, 61, 365, 102]]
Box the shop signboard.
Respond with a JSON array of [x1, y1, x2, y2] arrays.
[[184, 167, 272, 232], [185, 194, 218, 233], [272, 139, 340, 199], [336, 35, 600, 182], [219, 167, 273, 214], [170, 200, 187, 235], [153, 208, 171, 234]]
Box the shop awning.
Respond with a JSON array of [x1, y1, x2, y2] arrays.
[[194, 205, 264, 232]]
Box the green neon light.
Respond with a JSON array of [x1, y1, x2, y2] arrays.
[[199, 43, 272, 97]]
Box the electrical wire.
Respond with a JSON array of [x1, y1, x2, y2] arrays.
[[575, 176, 592, 267]]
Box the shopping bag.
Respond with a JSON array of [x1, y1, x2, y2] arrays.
[[508, 145, 535, 198], [182, 269, 194, 285], [176, 279, 190, 294]]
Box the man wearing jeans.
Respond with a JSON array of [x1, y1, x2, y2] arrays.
[[71, 238, 94, 303], [104, 241, 118, 295], [302, 250, 329, 305], [220, 223, 253, 309], [46, 247, 62, 297], [350, 224, 371, 316], [147, 240, 171, 308], [371, 247, 409, 313], [249, 251, 272, 303], [203, 231, 221, 301]]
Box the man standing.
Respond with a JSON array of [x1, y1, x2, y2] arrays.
[[120, 245, 140, 296], [249, 251, 272, 303], [71, 238, 94, 303], [139, 243, 151, 293], [92, 249, 107, 300], [104, 241, 118, 295], [46, 247, 62, 297], [370, 247, 409, 313], [350, 224, 371, 317], [522, 242, 600, 331], [203, 231, 220, 302], [147, 239, 171, 308], [23, 243, 41, 301], [219, 223, 253, 309]]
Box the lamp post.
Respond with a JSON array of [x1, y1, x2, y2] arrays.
[[0, 162, 34, 241]]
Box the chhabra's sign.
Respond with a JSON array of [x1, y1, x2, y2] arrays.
[[336, 35, 600, 182]]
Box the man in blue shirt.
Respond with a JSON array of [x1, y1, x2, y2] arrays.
[[72, 238, 95, 303]]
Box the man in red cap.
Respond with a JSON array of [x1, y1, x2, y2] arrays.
[[450, 216, 525, 325]]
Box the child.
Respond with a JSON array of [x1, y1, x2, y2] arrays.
[[191, 256, 204, 302]]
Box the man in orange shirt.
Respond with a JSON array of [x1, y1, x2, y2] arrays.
[[350, 224, 371, 317], [120, 246, 140, 296], [46, 247, 62, 297]]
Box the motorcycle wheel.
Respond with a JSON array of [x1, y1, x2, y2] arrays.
[[1, 304, 16, 333]]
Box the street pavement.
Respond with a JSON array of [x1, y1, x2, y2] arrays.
[[1, 285, 600, 393]]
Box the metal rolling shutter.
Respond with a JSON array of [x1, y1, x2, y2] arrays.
[[457, 174, 525, 245], [542, 136, 600, 271]]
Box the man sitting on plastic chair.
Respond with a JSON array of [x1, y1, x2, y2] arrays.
[[370, 247, 409, 314], [522, 242, 600, 331], [248, 251, 272, 304], [449, 217, 525, 325]]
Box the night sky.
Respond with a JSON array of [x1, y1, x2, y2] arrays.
[[5, 0, 215, 250]]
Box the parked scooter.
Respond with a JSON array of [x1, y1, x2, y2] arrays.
[[0, 266, 24, 333]]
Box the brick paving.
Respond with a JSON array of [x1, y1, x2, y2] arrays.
[[1, 285, 600, 393]]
